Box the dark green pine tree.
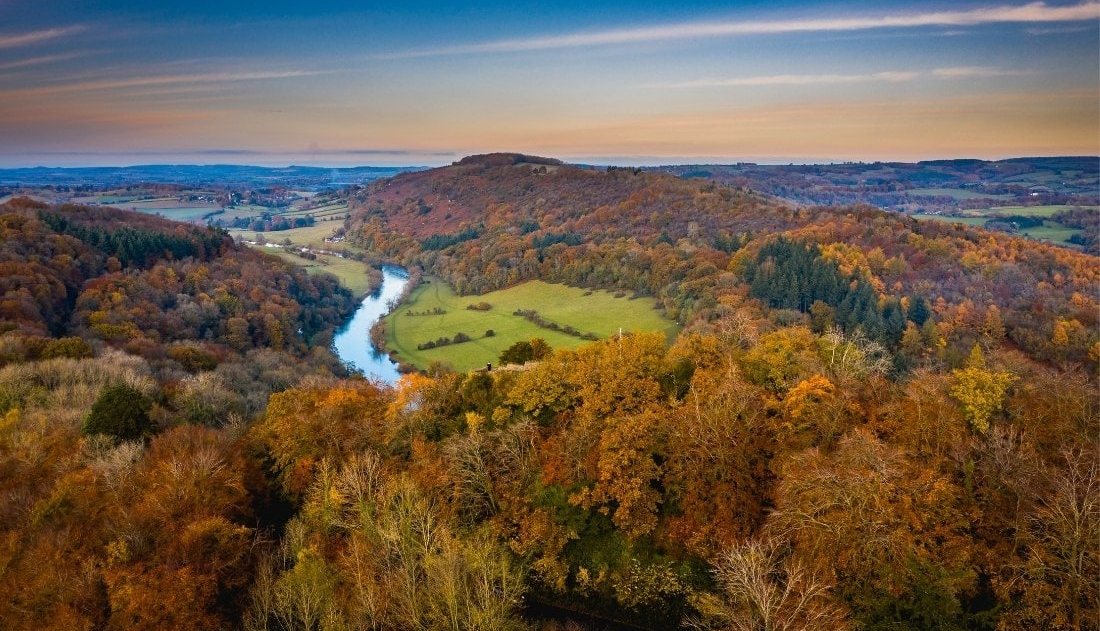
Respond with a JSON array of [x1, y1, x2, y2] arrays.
[[907, 296, 931, 326], [82, 383, 153, 442]]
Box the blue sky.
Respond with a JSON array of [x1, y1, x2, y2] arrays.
[[0, 1, 1096, 166]]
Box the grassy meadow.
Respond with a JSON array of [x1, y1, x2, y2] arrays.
[[980, 205, 1079, 217], [907, 188, 1013, 200], [264, 249, 376, 296], [1021, 223, 1082, 245], [385, 279, 679, 372], [229, 217, 382, 296], [229, 222, 342, 246], [911, 214, 987, 226], [911, 213, 1084, 246]]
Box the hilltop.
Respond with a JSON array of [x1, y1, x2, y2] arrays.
[[347, 153, 1097, 366]]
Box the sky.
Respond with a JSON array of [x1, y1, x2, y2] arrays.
[[0, 0, 1097, 167]]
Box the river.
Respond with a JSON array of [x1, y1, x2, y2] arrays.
[[332, 265, 408, 384]]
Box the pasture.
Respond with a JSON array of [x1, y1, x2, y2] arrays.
[[910, 214, 1083, 247], [124, 205, 220, 222], [229, 222, 340, 246], [264, 249, 376, 296], [384, 278, 679, 372], [1020, 223, 1082, 246], [907, 188, 1013, 200], [980, 205, 1094, 217], [911, 214, 987, 226]]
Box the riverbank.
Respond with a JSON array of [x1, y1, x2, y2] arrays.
[[232, 225, 383, 298], [331, 266, 410, 384]]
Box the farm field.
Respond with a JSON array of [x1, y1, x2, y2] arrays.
[[232, 216, 377, 296], [280, 201, 348, 217], [123, 204, 220, 222], [911, 214, 987, 226], [1021, 223, 1082, 246], [62, 185, 351, 232], [911, 214, 1084, 247], [229, 222, 340, 245], [384, 278, 680, 372], [976, 204, 1095, 217], [907, 187, 1013, 200], [263, 249, 376, 296], [67, 192, 224, 221], [219, 204, 271, 218]]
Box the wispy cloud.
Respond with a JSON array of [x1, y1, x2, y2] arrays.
[[1026, 25, 1093, 34], [658, 72, 919, 88], [0, 70, 333, 99], [932, 66, 1031, 78], [653, 67, 1030, 89], [377, 1, 1100, 58], [0, 53, 88, 72], [0, 26, 85, 49]]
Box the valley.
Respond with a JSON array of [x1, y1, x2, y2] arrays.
[[2, 0, 1096, 628], [0, 154, 1096, 631]]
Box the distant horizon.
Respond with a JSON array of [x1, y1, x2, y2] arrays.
[[1, 151, 1098, 172]]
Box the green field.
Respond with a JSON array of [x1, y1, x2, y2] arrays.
[[220, 204, 271, 218], [229, 223, 340, 245], [911, 214, 987, 226], [907, 188, 1013, 200], [264, 250, 376, 296], [232, 218, 378, 296], [911, 214, 1083, 247], [97, 196, 222, 222], [981, 205, 1094, 217], [128, 206, 221, 221], [385, 279, 679, 372], [1021, 223, 1083, 246], [280, 201, 348, 217]]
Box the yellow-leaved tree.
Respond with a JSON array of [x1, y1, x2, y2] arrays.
[[949, 344, 1016, 434]]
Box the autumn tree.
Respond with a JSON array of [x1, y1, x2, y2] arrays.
[[950, 344, 1016, 433], [997, 445, 1100, 630], [256, 379, 393, 500], [768, 429, 981, 628], [689, 537, 849, 631]]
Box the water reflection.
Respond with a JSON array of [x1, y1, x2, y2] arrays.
[[332, 266, 408, 384]]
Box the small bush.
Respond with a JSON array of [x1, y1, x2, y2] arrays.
[[40, 337, 93, 360], [500, 338, 552, 365], [484, 329, 495, 337], [167, 345, 217, 372], [500, 341, 533, 366]]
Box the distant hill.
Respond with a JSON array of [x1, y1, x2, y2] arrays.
[[645, 156, 1099, 211], [0, 163, 425, 190]]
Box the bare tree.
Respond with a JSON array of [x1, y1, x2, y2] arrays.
[[688, 537, 849, 631]]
